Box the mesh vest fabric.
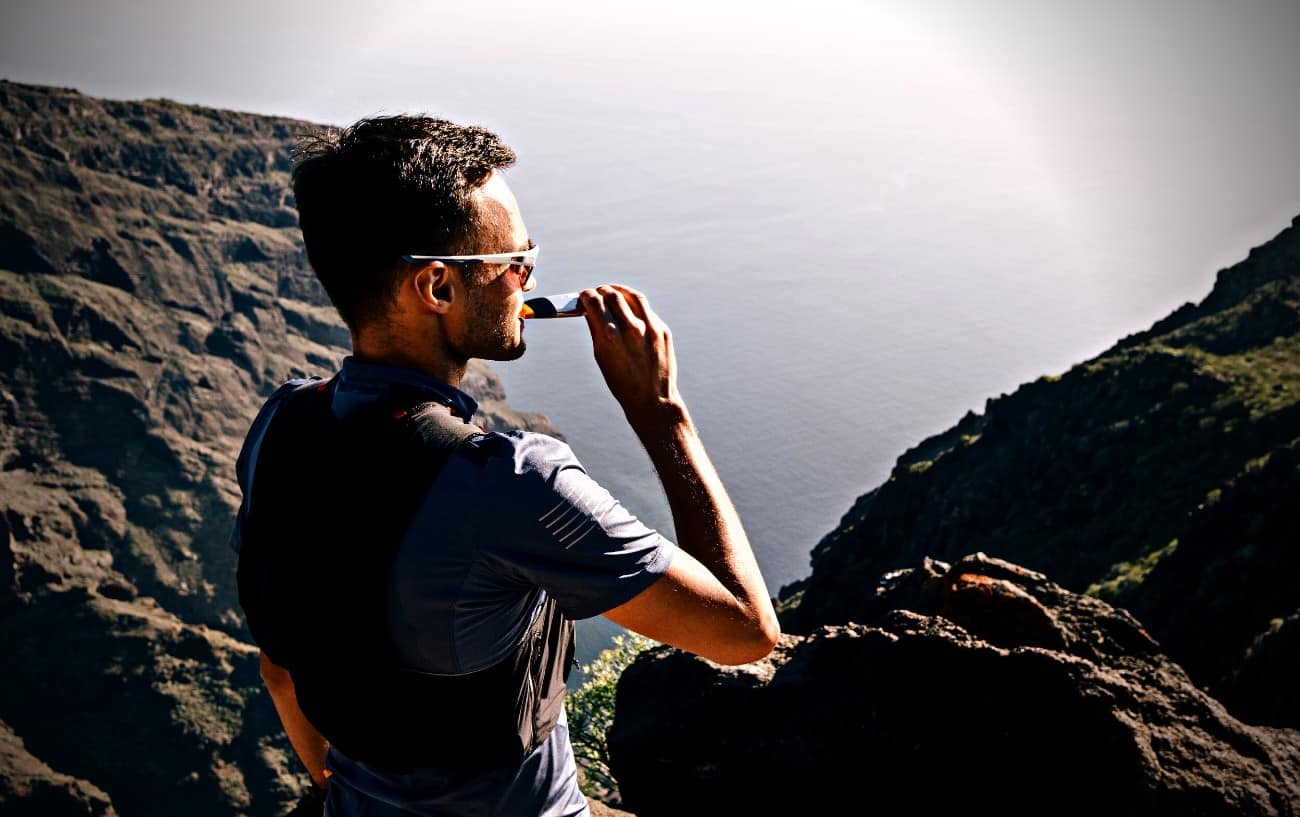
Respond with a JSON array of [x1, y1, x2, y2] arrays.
[[237, 378, 575, 773]]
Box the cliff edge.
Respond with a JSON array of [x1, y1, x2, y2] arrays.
[[612, 554, 1300, 815]]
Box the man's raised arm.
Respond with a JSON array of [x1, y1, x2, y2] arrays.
[[579, 285, 780, 666]]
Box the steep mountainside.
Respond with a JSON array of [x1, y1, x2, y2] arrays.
[[0, 80, 558, 816], [779, 214, 1300, 727]]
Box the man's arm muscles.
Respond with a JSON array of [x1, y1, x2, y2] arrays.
[[581, 286, 780, 665], [259, 651, 330, 788], [604, 408, 780, 664]]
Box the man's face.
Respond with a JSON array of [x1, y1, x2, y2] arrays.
[[444, 171, 537, 363]]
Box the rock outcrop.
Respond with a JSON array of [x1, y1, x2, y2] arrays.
[[0, 80, 560, 815], [610, 554, 1300, 815], [0, 720, 116, 817]]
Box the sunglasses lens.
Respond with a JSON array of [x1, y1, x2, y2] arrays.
[[506, 262, 531, 287]]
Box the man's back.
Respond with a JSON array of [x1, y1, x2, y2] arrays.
[[233, 356, 676, 816]]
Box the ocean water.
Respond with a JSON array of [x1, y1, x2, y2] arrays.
[[489, 111, 1130, 667]]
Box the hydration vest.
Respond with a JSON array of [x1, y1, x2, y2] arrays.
[[236, 377, 576, 773]]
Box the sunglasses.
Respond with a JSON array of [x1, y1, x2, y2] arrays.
[[402, 242, 539, 287]]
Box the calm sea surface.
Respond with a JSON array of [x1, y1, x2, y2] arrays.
[[487, 106, 1159, 666]]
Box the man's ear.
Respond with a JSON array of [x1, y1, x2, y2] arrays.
[[412, 263, 455, 314]]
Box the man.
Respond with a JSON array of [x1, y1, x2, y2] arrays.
[[230, 116, 779, 817]]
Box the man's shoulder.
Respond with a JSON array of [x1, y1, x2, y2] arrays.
[[255, 376, 328, 423], [235, 376, 327, 484], [453, 428, 579, 477], [430, 430, 601, 532]]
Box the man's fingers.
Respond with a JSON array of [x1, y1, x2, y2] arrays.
[[580, 288, 612, 339], [579, 285, 664, 356], [600, 286, 645, 334], [610, 285, 652, 322], [578, 285, 678, 416], [609, 284, 668, 340]]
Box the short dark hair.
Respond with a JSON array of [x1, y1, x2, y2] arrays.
[[290, 115, 516, 331]]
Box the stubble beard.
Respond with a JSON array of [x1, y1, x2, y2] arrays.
[[449, 288, 527, 363]]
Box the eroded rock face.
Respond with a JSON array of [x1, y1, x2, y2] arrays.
[[0, 719, 116, 817], [0, 80, 562, 815], [0, 587, 305, 817], [609, 554, 1300, 816]]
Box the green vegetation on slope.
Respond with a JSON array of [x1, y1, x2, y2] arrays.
[[565, 633, 656, 802]]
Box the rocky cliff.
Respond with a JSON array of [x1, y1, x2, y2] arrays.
[[778, 216, 1300, 726], [0, 80, 559, 816], [611, 554, 1300, 815]]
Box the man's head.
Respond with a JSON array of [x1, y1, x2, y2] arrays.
[[292, 115, 534, 363]]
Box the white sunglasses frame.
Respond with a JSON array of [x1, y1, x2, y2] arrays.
[[401, 243, 539, 269]]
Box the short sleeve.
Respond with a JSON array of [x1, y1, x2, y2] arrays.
[[476, 432, 677, 620]]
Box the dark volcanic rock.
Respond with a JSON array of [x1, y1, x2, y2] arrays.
[[0, 80, 563, 816], [0, 719, 116, 817], [610, 554, 1300, 816], [0, 586, 307, 817]]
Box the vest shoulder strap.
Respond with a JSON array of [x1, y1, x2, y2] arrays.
[[399, 400, 485, 450]]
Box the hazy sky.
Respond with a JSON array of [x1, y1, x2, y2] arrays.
[[4, 0, 1297, 318]]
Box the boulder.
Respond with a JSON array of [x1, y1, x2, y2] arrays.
[[609, 554, 1300, 816]]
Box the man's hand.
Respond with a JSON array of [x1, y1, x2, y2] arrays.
[[579, 285, 684, 431]]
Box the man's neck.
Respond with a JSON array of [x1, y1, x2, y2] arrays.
[[350, 334, 467, 388]]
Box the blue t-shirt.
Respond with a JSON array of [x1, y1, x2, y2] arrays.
[[231, 356, 677, 817]]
